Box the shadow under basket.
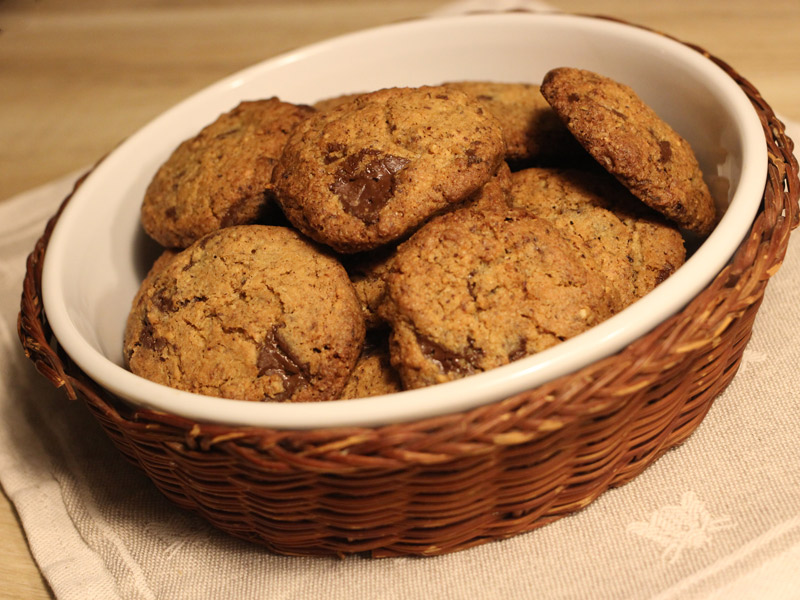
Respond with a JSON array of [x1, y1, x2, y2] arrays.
[[17, 24, 800, 558]]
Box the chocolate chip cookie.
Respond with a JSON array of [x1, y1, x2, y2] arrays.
[[341, 244, 397, 331], [313, 91, 364, 112], [380, 207, 616, 389], [124, 224, 365, 402], [443, 80, 586, 166], [540, 67, 716, 236], [141, 98, 315, 248], [339, 332, 403, 399], [509, 167, 686, 309], [271, 85, 507, 253]]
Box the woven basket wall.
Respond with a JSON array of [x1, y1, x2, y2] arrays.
[[17, 17, 799, 558]]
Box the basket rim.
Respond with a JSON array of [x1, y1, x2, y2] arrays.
[[19, 12, 800, 444]]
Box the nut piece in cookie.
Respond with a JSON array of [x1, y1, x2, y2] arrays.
[[124, 225, 365, 402], [509, 167, 686, 310], [271, 86, 507, 253], [380, 207, 616, 389], [443, 80, 587, 166], [141, 98, 315, 249], [540, 67, 716, 236]]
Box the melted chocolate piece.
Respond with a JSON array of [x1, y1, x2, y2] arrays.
[[152, 287, 176, 312], [417, 334, 481, 376], [324, 142, 347, 164], [329, 149, 410, 224], [257, 325, 308, 401], [508, 340, 528, 362], [654, 263, 676, 286], [139, 319, 167, 353]]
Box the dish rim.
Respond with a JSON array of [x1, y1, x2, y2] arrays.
[[40, 12, 768, 429]]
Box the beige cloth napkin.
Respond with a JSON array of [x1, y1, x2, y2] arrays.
[[2, 4, 799, 599]]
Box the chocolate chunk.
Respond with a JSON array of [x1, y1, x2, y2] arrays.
[[508, 340, 528, 362], [654, 263, 676, 285], [466, 146, 483, 165], [152, 287, 176, 312], [324, 142, 347, 164], [257, 325, 308, 400], [139, 319, 167, 353], [416, 334, 480, 376], [329, 149, 410, 223]]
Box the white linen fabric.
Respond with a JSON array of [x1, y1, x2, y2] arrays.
[[1, 3, 798, 598]]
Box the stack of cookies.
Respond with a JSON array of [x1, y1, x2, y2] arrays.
[[124, 67, 716, 403]]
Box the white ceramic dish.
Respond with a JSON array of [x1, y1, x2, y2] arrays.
[[41, 12, 767, 429]]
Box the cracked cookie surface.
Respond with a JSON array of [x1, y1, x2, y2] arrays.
[[540, 67, 716, 236], [124, 225, 365, 402], [141, 98, 315, 249], [380, 207, 616, 389], [271, 85, 506, 253], [509, 167, 686, 310]]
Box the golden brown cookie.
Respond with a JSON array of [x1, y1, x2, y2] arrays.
[[380, 207, 616, 389], [341, 162, 512, 330], [339, 332, 403, 399], [509, 167, 686, 309], [124, 225, 365, 402], [462, 160, 514, 212], [135, 248, 179, 296], [141, 98, 315, 248], [443, 80, 586, 166], [271, 85, 507, 253], [313, 91, 365, 112], [341, 244, 397, 331], [540, 67, 716, 236]]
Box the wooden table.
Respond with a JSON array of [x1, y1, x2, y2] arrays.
[[1, 1, 798, 597]]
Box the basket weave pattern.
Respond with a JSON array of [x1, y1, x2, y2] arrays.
[[17, 21, 799, 557]]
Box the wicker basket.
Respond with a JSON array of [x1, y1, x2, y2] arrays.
[[17, 17, 799, 558]]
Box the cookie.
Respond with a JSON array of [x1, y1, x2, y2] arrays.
[[340, 161, 513, 330], [271, 85, 507, 253], [339, 332, 403, 399], [380, 207, 616, 389], [313, 91, 365, 112], [341, 244, 397, 331], [124, 225, 365, 402], [443, 80, 586, 165], [141, 98, 315, 248], [540, 67, 716, 236], [509, 167, 686, 309], [130, 248, 179, 307], [462, 160, 514, 212]]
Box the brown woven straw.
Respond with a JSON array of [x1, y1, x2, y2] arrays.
[[17, 17, 799, 558]]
